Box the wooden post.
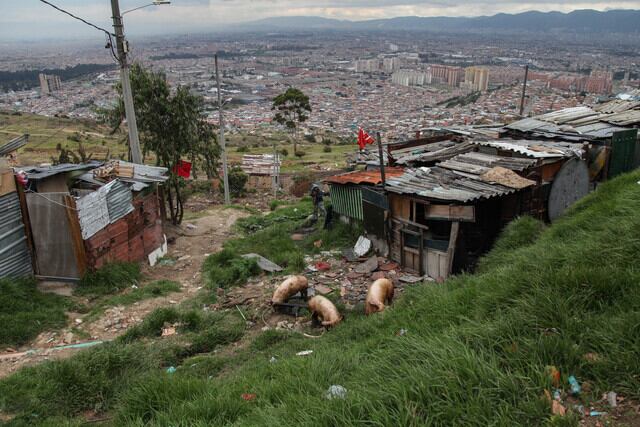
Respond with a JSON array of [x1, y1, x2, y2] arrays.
[[376, 132, 386, 188], [63, 195, 87, 276], [16, 183, 37, 273], [519, 65, 529, 117], [446, 221, 460, 278]]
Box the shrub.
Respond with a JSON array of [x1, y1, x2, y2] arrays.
[[280, 148, 289, 157], [294, 150, 306, 158], [228, 166, 248, 197], [236, 146, 249, 153], [202, 249, 261, 289], [323, 145, 332, 153]]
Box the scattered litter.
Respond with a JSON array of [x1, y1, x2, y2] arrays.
[[242, 253, 283, 272], [589, 411, 606, 417], [177, 255, 191, 262], [131, 284, 138, 290], [315, 261, 331, 271], [551, 400, 566, 416], [296, 350, 313, 356], [314, 284, 333, 295], [546, 365, 561, 387], [355, 255, 378, 274], [158, 258, 176, 266], [583, 352, 600, 362], [341, 248, 359, 262], [290, 233, 305, 241], [161, 326, 176, 337], [574, 405, 586, 416], [313, 239, 323, 248], [353, 236, 371, 257], [307, 264, 318, 272], [371, 271, 386, 280], [185, 223, 197, 230], [607, 391, 617, 407], [553, 389, 561, 401], [269, 356, 277, 364], [75, 318, 83, 324], [324, 385, 347, 400], [166, 366, 176, 374], [379, 261, 398, 271], [396, 328, 407, 336], [568, 376, 581, 395], [399, 274, 423, 284], [241, 393, 256, 401]]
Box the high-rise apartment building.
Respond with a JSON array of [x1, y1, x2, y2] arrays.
[[463, 67, 490, 92], [39, 73, 62, 95]]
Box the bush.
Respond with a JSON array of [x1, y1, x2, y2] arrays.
[[228, 166, 248, 197], [236, 146, 249, 153], [280, 148, 289, 157], [294, 150, 306, 158], [322, 145, 332, 153], [76, 262, 141, 297]]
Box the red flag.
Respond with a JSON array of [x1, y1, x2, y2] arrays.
[[357, 128, 375, 149], [172, 160, 192, 178]]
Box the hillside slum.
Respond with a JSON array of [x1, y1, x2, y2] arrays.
[[330, 97, 640, 281]]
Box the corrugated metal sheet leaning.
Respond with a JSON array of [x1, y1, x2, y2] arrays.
[[0, 192, 32, 278], [241, 154, 281, 176], [0, 134, 28, 156]]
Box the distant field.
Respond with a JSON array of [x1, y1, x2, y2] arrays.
[[0, 111, 127, 165], [1, 111, 357, 172]]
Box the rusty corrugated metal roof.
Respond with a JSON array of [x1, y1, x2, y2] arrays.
[[325, 167, 405, 185]]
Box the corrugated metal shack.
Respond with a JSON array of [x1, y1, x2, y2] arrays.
[[324, 168, 405, 221], [13, 160, 168, 280], [504, 100, 640, 179], [240, 154, 281, 190], [384, 139, 587, 280]]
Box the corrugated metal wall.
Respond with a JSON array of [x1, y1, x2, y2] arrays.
[[329, 184, 363, 220], [0, 192, 33, 278]]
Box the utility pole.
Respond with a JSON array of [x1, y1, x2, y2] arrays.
[[376, 132, 386, 188], [519, 64, 529, 117], [215, 54, 230, 205], [272, 142, 278, 198], [110, 0, 143, 164]]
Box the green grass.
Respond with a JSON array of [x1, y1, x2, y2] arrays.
[[0, 278, 70, 348], [83, 280, 181, 323], [75, 262, 142, 297], [3, 171, 639, 425]]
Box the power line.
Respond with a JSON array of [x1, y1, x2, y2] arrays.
[[38, 0, 114, 36]]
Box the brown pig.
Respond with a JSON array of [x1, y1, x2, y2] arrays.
[[308, 295, 342, 327], [365, 278, 394, 315], [271, 275, 308, 305]]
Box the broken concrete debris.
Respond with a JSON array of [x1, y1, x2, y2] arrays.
[[354, 255, 379, 274]]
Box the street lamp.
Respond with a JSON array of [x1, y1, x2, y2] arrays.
[[122, 1, 171, 15]]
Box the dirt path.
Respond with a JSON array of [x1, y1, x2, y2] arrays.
[[0, 206, 249, 378]]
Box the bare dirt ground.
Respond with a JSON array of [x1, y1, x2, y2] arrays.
[[0, 204, 250, 378]]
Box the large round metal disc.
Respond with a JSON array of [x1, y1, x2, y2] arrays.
[[548, 158, 589, 222]]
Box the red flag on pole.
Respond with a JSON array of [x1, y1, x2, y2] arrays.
[[357, 127, 375, 149]]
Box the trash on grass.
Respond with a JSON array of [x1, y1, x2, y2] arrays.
[[353, 236, 371, 257], [241, 393, 257, 401], [296, 350, 313, 356], [166, 366, 176, 374], [568, 375, 581, 395], [589, 411, 606, 417], [396, 328, 408, 336], [607, 391, 617, 408], [315, 261, 331, 271], [546, 365, 561, 388], [324, 385, 347, 400], [162, 326, 176, 337], [269, 356, 277, 363]]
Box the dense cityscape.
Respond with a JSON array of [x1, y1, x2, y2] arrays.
[[2, 29, 638, 141]]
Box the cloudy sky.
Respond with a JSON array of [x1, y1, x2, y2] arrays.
[[1, 0, 639, 41]]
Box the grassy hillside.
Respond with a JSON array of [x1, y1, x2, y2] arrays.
[[1, 170, 639, 426], [0, 111, 126, 165]]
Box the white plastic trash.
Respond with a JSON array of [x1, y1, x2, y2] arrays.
[[325, 385, 347, 400], [354, 236, 371, 257]]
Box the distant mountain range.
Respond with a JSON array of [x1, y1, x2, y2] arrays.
[[237, 10, 640, 33]]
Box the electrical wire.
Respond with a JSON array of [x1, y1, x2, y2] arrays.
[[24, 190, 78, 211], [39, 0, 121, 64], [38, 0, 114, 36]]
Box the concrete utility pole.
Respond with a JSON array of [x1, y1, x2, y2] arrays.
[[215, 54, 231, 205], [110, 0, 143, 164], [519, 64, 529, 117]]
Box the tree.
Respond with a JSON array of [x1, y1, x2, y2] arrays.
[[101, 64, 219, 225], [271, 87, 311, 154]]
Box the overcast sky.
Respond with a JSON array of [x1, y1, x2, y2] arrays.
[[1, 0, 639, 41]]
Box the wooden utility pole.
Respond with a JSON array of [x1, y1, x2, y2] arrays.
[[519, 65, 529, 117], [110, 0, 142, 164]]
